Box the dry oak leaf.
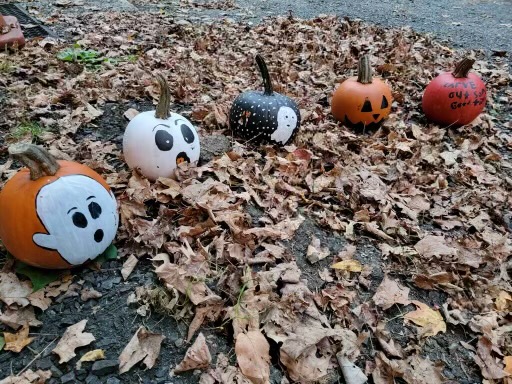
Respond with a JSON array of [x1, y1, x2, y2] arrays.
[[80, 288, 103, 302], [373, 276, 410, 310], [0, 272, 32, 307], [28, 290, 52, 311], [121, 255, 139, 280], [332, 260, 363, 272], [496, 291, 512, 311], [174, 332, 212, 374], [414, 235, 457, 259], [154, 257, 221, 306], [404, 301, 446, 337], [119, 326, 164, 374], [52, 320, 95, 364], [306, 235, 330, 264], [0, 369, 51, 384], [76, 349, 105, 369], [474, 336, 508, 380], [0, 306, 42, 330], [4, 324, 34, 353], [504, 356, 512, 375], [235, 330, 270, 384]]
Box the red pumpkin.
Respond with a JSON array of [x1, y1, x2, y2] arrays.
[[0, 144, 118, 269], [422, 58, 487, 127]]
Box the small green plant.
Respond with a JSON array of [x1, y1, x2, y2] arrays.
[[57, 44, 138, 68], [57, 44, 105, 66], [0, 60, 13, 73], [10, 122, 45, 141]]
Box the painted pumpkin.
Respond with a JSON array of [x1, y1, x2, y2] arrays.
[[331, 55, 392, 130], [0, 144, 119, 269], [123, 74, 200, 181], [229, 55, 301, 146], [422, 58, 486, 127]]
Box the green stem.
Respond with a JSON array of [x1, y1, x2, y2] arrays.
[[255, 55, 273, 96]]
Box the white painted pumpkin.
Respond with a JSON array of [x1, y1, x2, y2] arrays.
[[123, 75, 200, 181]]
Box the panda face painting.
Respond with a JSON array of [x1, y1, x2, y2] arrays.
[[229, 55, 301, 146], [123, 111, 200, 181], [32, 175, 118, 266]]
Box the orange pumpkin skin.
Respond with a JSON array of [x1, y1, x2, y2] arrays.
[[331, 77, 392, 129], [0, 161, 112, 269]]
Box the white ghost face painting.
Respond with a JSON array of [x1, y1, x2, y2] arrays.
[[123, 112, 201, 181], [32, 175, 118, 266], [271, 106, 299, 144]]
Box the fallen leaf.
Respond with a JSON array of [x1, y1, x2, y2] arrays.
[[76, 349, 105, 369], [495, 291, 512, 311], [404, 301, 447, 337], [4, 324, 34, 353], [119, 326, 164, 374], [80, 288, 103, 301], [174, 332, 211, 373], [235, 331, 270, 384], [373, 276, 410, 310], [28, 290, 52, 311], [337, 353, 368, 384], [0, 306, 42, 329], [52, 320, 96, 364], [0, 272, 32, 307], [414, 235, 457, 258], [332, 260, 363, 272], [306, 235, 330, 264], [124, 108, 139, 121], [121, 255, 139, 280], [474, 337, 507, 379], [504, 356, 512, 375], [0, 369, 52, 384]]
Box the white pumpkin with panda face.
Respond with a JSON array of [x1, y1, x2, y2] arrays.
[[123, 75, 200, 181]]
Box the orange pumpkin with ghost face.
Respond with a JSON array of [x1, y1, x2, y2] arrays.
[[0, 144, 119, 269], [331, 55, 392, 130]]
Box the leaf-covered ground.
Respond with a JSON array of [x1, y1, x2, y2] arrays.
[[0, 2, 511, 384]]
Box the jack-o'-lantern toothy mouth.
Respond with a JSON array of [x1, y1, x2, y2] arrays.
[[176, 152, 190, 165]]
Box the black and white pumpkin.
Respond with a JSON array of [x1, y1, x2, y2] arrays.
[[123, 75, 200, 181], [229, 55, 301, 146]]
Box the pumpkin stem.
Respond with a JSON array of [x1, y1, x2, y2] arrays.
[[8, 143, 60, 181], [452, 58, 475, 78], [357, 55, 373, 84], [155, 74, 171, 120], [255, 54, 273, 96]]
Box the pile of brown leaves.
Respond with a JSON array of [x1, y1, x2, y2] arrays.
[[0, 9, 511, 384]]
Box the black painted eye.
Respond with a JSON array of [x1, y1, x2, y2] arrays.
[[88, 202, 102, 219], [381, 95, 389, 109], [72, 212, 88, 228], [180, 124, 195, 144], [155, 130, 174, 151], [361, 100, 373, 112]]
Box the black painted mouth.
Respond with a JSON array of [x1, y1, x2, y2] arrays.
[[94, 229, 104, 243], [176, 152, 190, 164]]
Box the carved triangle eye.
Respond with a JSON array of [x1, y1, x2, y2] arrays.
[[381, 95, 389, 109], [361, 99, 373, 112]]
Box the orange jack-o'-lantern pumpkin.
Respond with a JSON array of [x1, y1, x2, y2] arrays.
[[331, 55, 392, 130], [0, 144, 119, 269]]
